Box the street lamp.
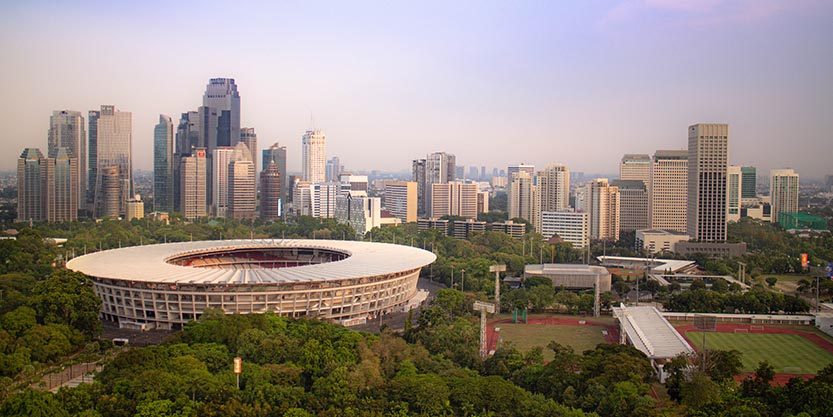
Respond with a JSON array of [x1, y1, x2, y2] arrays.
[[461, 269, 465, 292]]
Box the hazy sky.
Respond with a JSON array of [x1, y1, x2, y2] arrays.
[[2, 1, 832, 178]]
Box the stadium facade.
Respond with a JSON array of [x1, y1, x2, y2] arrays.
[[67, 239, 436, 330]]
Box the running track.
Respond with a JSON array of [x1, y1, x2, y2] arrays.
[[487, 318, 833, 385]]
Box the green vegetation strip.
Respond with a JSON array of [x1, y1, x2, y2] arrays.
[[498, 323, 607, 361], [687, 331, 833, 374]]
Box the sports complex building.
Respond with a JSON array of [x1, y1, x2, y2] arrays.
[[66, 239, 436, 330]]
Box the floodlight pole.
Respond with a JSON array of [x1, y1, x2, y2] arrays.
[[490, 265, 507, 313], [473, 301, 495, 359]]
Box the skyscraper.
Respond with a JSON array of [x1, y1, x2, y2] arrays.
[[44, 148, 78, 223], [239, 127, 258, 171], [173, 111, 200, 212], [412, 159, 427, 216], [203, 78, 241, 148], [508, 171, 535, 223], [99, 165, 121, 219], [212, 147, 234, 217], [424, 152, 456, 214], [48, 110, 85, 209], [611, 179, 647, 232], [535, 164, 570, 232], [430, 181, 478, 219], [770, 168, 799, 223], [726, 166, 742, 223], [180, 148, 207, 220], [228, 142, 256, 219], [86, 110, 100, 207], [17, 148, 45, 222], [326, 156, 342, 182], [153, 115, 174, 213], [619, 154, 651, 187], [260, 159, 282, 221], [687, 123, 728, 242], [650, 150, 688, 232], [741, 166, 757, 200], [263, 143, 288, 210], [587, 178, 620, 241], [302, 129, 326, 183], [384, 181, 417, 223], [93, 105, 132, 218]]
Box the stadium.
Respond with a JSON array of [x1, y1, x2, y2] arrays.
[[66, 239, 436, 330]]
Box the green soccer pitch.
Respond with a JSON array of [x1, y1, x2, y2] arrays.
[[686, 331, 833, 374], [497, 323, 608, 361]]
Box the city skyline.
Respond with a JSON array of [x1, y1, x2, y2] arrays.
[[1, 2, 832, 178]]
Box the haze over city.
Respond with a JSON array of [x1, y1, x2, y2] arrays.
[[1, 1, 832, 177]]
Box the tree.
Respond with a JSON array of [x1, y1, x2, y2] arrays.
[[31, 269, 101, 338], [0, 389, 69, 417], [680, 372, 721, 408], [765, 277, 778, 287]]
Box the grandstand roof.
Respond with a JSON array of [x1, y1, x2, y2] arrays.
[[598, 256, 696, 274], [67, 239, 436, 285], [612, 305, 694, 360]]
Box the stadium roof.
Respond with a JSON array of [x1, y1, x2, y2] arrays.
[[612, 305, 694, 360], [67, 239, 436, 285]]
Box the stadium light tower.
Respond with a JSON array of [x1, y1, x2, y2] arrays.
[[473, 301, 495, 360], [490, 264, 506, 312]]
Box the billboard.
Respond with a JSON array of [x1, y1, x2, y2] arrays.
[[233, 357, 242, 374], [827, 263, 833, 280], [801, 253, 809, 270]]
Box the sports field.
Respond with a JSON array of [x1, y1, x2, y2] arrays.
[[686, 331, 833, 374], [497, 323, 608, 361]]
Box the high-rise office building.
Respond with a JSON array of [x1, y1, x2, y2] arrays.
[[650, 150, 688, 232], [535, 164, 570, 232], [48, 110, 85, 208], [173, 111, 201, 212], [45, 148, 78, 223], [212, 147, 234, 217], [312, 182, 340, 218], [263, 143, 288, 209], [153, 115, 174, 213], [180, 148, 207, 219], [99, 165, 121, 219], [339, 174, 368, 195], [741, 166, 757, 200], [770, 168, 799, 223], [507, 164, 535, 180], [424, 152, 456, 215], [384, 181, 417, 223], [611, 179, 647, 232], [260, 160, 282, 221], [326, 157, 342, 182], [86, 110, 100, 207], [292, 181, 313, 216], [203, 78, 241, 149], [726, 166, 742, 223], [508, 171, 535, 224], [93, 105, 132, 218], [302, 129, 326, 183], [587, 178, 620, 241], [687, 123, 728, 242], [335, 191, 382, 237], [239, 128, 258, 172], [430, 181, 478, 219], [412, 159, 427, 216], [477, 191, 489, 214], [619, 154, 651, 187], [228, 142, 256, 219], [17, 148, 45, 222], [540, 210, 589, 248]]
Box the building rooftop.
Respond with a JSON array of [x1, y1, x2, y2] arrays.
[[67, 239, 436, 285], [612, 305, 694, 359]]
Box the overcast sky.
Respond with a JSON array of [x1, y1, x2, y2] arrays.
[[1, 1, 831, 178]]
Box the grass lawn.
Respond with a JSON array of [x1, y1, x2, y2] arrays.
[[497, 323, 608, 361], [687, 331, 833, 374]]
